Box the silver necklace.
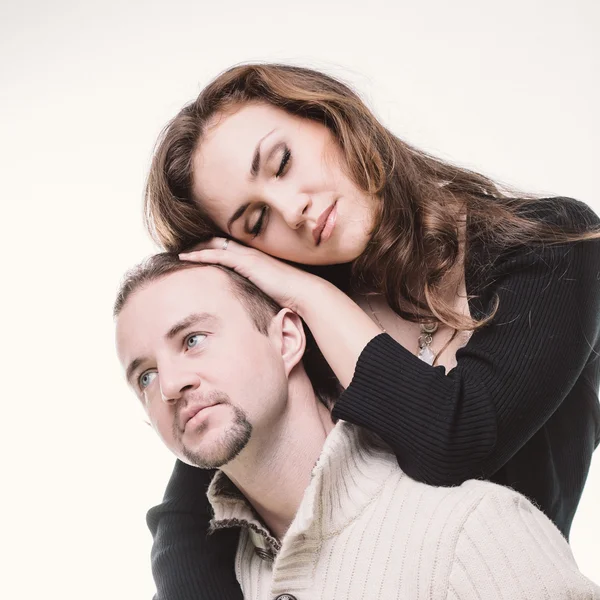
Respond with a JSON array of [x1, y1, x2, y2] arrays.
[[417, 322, 439, 366], [365, 295, 439, 365]]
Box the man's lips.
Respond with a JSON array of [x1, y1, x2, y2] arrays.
[[179, 403, 218, 430], [313, 201, 337, 245]]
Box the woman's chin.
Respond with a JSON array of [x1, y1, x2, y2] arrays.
[[254, 231, 369, 266]]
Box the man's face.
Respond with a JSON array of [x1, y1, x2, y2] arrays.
[[115, 267, 288, 469]]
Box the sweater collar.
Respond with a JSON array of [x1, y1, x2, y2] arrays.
[[207, 421, 399, 558]]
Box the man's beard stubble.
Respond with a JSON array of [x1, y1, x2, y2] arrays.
[[173, 391, 253, 469]]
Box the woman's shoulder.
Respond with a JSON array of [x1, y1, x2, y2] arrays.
[[466, 196, 600, 296], [518, 196, 600, 231]]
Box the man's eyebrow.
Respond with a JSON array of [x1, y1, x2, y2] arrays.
[[124, 313, 219, 387], [165, 312, 220, 340], [125, 357, 147, 387]]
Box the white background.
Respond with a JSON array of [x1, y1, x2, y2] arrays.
[[1, 0, 598, 597]]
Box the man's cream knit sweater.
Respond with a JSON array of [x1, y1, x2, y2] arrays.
[[208, 422, 599, 600]]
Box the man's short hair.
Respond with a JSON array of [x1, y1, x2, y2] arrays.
[[113, 253, 279, 335]]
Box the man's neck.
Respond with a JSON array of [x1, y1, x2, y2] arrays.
[[221, 382, 334, 540]]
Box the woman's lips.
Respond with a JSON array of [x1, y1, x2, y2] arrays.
[[313, 202, 338, 245]]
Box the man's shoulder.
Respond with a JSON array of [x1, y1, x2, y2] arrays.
[[402, 479, 570, 575], [443, 478, 549, 524], [395, 475, 551, 541], [347, 423, 553, 534], [444, 480, 596, 598], [448, 479, 570, 556]]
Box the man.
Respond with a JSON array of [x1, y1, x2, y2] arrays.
[[115, 253, 599, 600]]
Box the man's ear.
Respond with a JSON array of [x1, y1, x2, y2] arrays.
[[270, 308, 306, 376]]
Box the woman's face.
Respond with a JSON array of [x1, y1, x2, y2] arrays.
[[191, 103, 376, 265]]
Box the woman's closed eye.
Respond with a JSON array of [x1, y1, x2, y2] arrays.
[[276, 146, 291, 178], [249, 206, 268, 237], [247, 146, 290, 238]]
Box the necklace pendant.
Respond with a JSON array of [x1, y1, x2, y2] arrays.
[[418, 321, 438, 366], [418, 345, 435, 365]]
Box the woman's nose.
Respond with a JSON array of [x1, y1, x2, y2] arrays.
[[279, 192, 312, 230]]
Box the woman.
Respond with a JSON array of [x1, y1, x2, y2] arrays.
[[143, 64, 600, 599]]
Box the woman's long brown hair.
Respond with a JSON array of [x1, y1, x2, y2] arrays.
[[144, 63, 599, 331]]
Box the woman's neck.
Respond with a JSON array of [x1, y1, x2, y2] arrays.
[[353, 286, 471, 372]]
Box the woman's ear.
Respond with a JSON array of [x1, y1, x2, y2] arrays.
[[270, 308, 306, 376]]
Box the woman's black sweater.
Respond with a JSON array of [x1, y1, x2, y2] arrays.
[[145, 198, 600, 600]]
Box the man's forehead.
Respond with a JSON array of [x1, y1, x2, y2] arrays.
[[117, 268, 244, 374], [116, 267, 238, 347]]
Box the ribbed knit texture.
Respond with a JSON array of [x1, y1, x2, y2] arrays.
[[208, 422, 600, 600], [146, 197, 600, 599], [334, 202, 600, 538]]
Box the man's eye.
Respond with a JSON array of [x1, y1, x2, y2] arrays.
[[186, 333, 207, 349], [275, 147, 291, 178], [138, 371, 157, 390]]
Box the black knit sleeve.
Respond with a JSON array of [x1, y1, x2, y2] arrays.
[[332, 237, 600, 485], [146, 461, 242, 600]]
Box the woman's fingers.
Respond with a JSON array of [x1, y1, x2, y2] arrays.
[[185, 237, 240, 253], [179, 248, 237, 266], [179, 243, 313, 312]]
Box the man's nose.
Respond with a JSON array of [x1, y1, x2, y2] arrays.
[[159, 361, 201, 404]]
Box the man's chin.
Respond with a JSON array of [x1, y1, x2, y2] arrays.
[[179, 442, 245, 470], [179, 419, 252, 470]]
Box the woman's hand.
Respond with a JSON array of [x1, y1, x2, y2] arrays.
[[180, 237, 384, 388], [179, 238, 325, 316]]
